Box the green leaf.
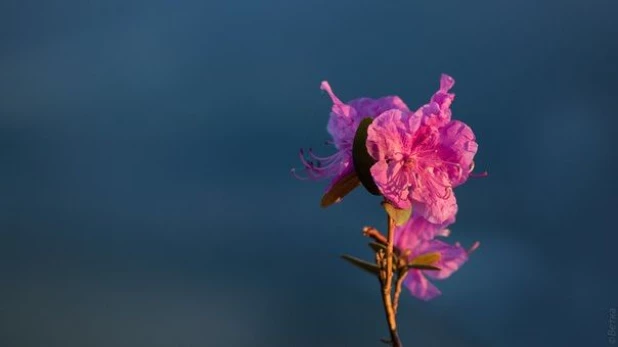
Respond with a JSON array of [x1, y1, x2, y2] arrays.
[[352, 118, 381, 195], [368, 242, 387, 253], [382, 202, 413, 226], [407, 264, 441, 271], [320, 171, 361, 207], [409, 252, 441, 268], [341, 254, 380, 276]]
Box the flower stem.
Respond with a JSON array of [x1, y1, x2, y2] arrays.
[[379, 213, 402, 347]]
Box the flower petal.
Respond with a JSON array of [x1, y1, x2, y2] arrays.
[[438, 120, 478, 187], [404, 270, 442, 301], [413, 202, 457, 228], [366, 109, 415, 161], [321, 81, 359, 150], [370, 160, 413, 210], [416, 74, 456, 127], [395, 211, 451, 247], [349, 96, 410, 119], [394, 218, 422, 252], [412, 191, 458, 225], [419, 239, 469, 280]]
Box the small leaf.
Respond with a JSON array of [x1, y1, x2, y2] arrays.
[[320, 171, 361, 207], [382, 202, 412, 226], [407, 264, 441, 271], [341, 254, 380, 276], [368, 242, 387, 253], [352, 118, 381, 195], [410, 252, 441, 267]]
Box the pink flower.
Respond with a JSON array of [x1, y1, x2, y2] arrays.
[[395, 214, 479, 301], [293, 81, 409, 195], [366, 74, 478, 223]]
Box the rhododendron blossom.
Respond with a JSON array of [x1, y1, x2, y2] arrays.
[[366, 75, 478, 224], [293, 81, 409, 193], [292, 74, 485, 346]]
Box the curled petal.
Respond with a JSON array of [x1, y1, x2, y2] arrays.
[[439, 74, 455, 91], [321, 81, 358, 150], [419, 74, 456, 127]]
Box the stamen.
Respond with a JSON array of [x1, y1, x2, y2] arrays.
[[468, 241, 480, 254], [293, 146, 347, 181], [290, 168, 309, 180], [308, 148, 335, 161], [470, 171, 489, 178], [469, 162, 489, 178]]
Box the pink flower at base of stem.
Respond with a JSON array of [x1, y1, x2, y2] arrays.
[[394, 214, 479, 301]]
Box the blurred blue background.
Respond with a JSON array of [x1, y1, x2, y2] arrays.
[[1, 1, 617, 346]]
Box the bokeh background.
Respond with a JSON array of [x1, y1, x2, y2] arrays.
[[1, 1, 617, 346]]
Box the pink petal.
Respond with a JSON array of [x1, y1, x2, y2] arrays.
[[321, 81, 359, 150], [410, 168, 459, 225], [404, 270, 442, 301], [420, 239, 469, 280], [413, 202, 457, 227], [394, 219, 422, 251], [366, 109, 415, 161], [439, 74, 455, 91], [418, 193, 458, 225], [395, 212, 450, 247], [349, 96, 410, 119], [370, 160, 412, 210], [438, 120, 478, 187], [418, 74, 456, 127]]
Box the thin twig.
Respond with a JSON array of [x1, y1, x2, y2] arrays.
[[393, 270, 409, 315], [379, 213, 402, 347]]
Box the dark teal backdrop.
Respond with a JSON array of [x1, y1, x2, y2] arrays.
[[1, 1, 617, 346]]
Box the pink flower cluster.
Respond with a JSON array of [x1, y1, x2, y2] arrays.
[[294, 74, 481, 300]]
